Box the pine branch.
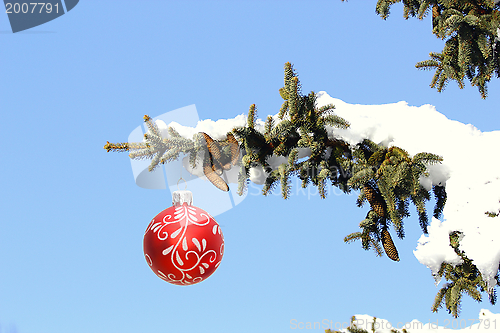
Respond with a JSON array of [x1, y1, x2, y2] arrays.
[[322, 114, 350, 129], [371, 0, 500, 98], [262, 169, 280, 196], [432, 284, 449, 312], [278, 164, 292, 199], [344, 231, 363, 244], [237, 164, 250, 196], [431, 231, 500, 317], [247, 104, 256, 129], [143, 114, 162, 138], [348, 168, 376, 189], [105, 63, 471, 315], [433, 184, 447, 219]]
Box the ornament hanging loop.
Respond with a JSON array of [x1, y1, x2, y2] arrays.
[[173, 177, 192, 206], [177, 177, 187, 191]]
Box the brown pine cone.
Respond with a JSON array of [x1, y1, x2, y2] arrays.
[[364, 184, 387, 218], [381, 229, 400, 262]]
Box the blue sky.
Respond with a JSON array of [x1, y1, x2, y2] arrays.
[[1, 1, 500, 333]]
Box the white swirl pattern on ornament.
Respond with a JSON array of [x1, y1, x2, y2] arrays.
[[145, 254, 153, 266], [145, 214, 173, 240]]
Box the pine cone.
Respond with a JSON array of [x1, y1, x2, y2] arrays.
[[381, 229, 399, 262], [432, 5, 440, 28], [432, 5, 439, 19], [364, 184, 386, 217]]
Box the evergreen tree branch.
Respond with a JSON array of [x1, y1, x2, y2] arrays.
[[353, 0, 500, 98], [107, 62, 500, 317]]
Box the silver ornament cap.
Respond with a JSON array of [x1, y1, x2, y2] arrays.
[[172, 190, 193, 206]]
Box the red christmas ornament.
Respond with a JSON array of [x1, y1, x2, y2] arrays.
[[143, 190, 224, 285]]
